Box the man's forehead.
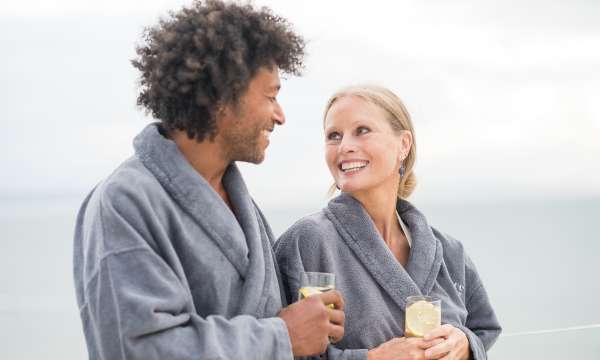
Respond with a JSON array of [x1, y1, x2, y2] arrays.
[[253, 66, 281, 89]]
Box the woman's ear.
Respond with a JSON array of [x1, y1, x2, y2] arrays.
[[398, 130, 413, 162]]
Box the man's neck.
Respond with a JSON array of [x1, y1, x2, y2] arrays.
[[169, 130, 231, 202]]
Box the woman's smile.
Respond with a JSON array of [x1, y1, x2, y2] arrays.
[[339, 160, 370, 174]]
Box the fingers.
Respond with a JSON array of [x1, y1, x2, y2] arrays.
[[326, 304, 345, 342], [419, 337, 445, 350], [432, 355, 451, 360], [280, 296, 345, 356], [373, 337, 430, 360], [318, 290, 345, 310], [327, 307, 345, 326], [424, 324, 453, 341], [423, 325, 459, 359], [402, 338, 429, 360], [300, 291, 346, 343], [424, 340, 452, 359], [404, 337, 426, 347], [327, 322, 345, 343]]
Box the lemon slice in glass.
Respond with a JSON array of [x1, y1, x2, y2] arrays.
[[299, 286, 335, 308], [405, 300, 441, 337], [299, 286, 322, 298]]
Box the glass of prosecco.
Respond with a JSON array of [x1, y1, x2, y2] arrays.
[[298, 272, 335, 307]]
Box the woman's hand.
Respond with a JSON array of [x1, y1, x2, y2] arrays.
[[422, 324, 470, 360], [367, 337, 444, 360]]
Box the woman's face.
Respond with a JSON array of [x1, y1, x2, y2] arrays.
[[324, 96, 409, 195]]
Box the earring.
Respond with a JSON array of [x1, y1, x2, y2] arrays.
[[399, 165, 405, 177]]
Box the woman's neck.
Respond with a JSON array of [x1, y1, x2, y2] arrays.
[[351, 184, 400, 245]]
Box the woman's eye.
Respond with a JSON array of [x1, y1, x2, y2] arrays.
[[327, 132, 342, 141], [357, 126, 370, 135]]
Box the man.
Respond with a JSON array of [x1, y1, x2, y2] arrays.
[[73, 1, 345, 359]]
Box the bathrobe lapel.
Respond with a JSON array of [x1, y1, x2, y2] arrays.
[[133, 124, 277, 316], [397, 199, 444, 296], [325, 193, 443, 310], [223, 166, 277, 316]]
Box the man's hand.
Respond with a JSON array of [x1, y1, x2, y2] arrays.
[[278, 290, 345, 356]]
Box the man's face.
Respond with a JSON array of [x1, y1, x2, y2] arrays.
[[219, 66, 285, 164]]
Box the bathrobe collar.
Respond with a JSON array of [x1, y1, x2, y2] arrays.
[[133, 123, 275, 316], [325, 192, 443, 310]]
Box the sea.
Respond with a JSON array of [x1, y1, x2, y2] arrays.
[[1, 194, 599, 359]]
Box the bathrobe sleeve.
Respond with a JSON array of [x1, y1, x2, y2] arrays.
[[76, 191, 292, 360], [457, 254, 502, 360]]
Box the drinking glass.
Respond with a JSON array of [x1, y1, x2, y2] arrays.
[[298, 272, 335, 304], [405, 295, 441, 337]]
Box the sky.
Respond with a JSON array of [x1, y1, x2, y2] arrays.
[[1, 0, 599, 207]]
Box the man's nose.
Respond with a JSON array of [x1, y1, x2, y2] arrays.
[[273, 101, 285, 125]]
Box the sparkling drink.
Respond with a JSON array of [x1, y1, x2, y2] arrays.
[[298, 272, 335, 308], [298, 285, 335, 300]]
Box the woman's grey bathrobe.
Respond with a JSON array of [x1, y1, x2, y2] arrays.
[[73, 124, 292, 360], [275, 193, 501, 360]]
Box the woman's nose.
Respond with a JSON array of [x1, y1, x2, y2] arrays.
[[339, 135, 358, 153]]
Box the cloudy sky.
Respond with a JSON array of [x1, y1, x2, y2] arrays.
[[1, 0, 598, 207]]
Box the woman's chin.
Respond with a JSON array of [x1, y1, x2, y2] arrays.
[[338, 182, 363, 193]]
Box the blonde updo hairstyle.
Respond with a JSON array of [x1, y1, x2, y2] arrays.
[[323, 85, 417, 199]]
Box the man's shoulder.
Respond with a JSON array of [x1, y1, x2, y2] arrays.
[[76, 156, 167, 247], [99, 156, 157, 197], [85, 156, 168, 212], [74, 156, 163, 288]]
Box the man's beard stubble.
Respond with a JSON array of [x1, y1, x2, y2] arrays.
[[221, 118, 265, 164]]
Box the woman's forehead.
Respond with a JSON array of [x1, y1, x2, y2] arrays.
[[325, 96, 388, 127]]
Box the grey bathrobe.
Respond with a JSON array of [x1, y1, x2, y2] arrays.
[[73, 124, 292, 360], [275, 193, 501, 360]]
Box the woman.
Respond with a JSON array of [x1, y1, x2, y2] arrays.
[[275, 85, 501, 360]]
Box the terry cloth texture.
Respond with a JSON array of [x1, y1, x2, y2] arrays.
[[275, 192, 501, 360], [73, 123, 292, 360]]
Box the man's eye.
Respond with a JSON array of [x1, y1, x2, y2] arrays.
[[327, 132, 342, 141]]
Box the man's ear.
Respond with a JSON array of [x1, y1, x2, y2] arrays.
[[215, 102, 228, 120], [215, 102, 233, 132]]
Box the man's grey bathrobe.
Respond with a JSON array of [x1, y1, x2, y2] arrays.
[[73, 124, 292, 360], [275, 193, 501, 360]]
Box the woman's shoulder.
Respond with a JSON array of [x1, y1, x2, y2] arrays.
[[275, 210, 337, 251], [278, 210, 337, 241], [429, 226, 468, 265], [430, 227, 464, 251], [400, 199, 465, 256]]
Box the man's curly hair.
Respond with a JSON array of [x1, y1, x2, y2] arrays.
[[132, 0, 305, 142]]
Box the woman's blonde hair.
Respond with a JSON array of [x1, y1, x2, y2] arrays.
[[323, 84, 417, 199]]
